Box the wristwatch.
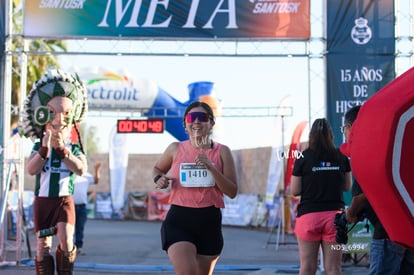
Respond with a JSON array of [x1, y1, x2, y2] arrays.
[[153, 174, 162, 183]]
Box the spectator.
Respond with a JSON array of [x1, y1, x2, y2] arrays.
[[291, 118, 352, 275], [343, 105, 414, 275], [73, 161, 102, 255]]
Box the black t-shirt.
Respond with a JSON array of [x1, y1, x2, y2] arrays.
[[292, 148, 351, 217], [352, 180, 388, 239]]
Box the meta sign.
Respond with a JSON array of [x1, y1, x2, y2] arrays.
[[23, 0, 310, 39], [117, 119, 164, 134]]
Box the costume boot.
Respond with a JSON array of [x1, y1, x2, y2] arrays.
[[55, 245, 77, 275], [35, 255, 55, 275]]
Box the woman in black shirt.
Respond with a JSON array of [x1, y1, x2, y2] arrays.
[[291, 118, 352, 275]]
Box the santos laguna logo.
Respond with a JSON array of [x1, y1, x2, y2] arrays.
[[351, 17, 372, 45], [392, 105, 414, 217]]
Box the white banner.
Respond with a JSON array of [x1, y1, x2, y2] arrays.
[[265, 147, 283, 208], [73, 67, 159, 110], [109, 125, 129, 215]]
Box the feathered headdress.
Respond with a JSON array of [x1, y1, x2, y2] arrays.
[[19, 68, 88, 140]]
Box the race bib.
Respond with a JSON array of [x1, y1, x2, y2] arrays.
[[180, 163, 215, 187]]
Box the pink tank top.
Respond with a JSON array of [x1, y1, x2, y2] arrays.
[[168, 140, 225, 208]]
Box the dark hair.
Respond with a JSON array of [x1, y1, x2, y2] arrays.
[[183, 101, 215, 126], [308, 118, 337, 160], [344, 105, 361, 125]]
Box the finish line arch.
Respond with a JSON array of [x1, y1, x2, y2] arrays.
[[1, 0, 414, 264]]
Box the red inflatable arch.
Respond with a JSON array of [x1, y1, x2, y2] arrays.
[[346, 67, 414, 249]]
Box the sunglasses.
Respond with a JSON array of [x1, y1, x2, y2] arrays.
[[185, 112, 210, 123]]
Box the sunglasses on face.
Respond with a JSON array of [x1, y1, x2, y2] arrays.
[[185, 112, 210, 123]]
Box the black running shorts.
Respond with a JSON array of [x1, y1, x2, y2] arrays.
[[161, 204, 223, 256]]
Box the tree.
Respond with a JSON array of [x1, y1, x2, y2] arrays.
[[80, 124, 100, 154], [11, 1, 100, 153], [11, 0, 66, 126]]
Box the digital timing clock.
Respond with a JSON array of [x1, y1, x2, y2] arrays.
[[117, 119, 164, 133]]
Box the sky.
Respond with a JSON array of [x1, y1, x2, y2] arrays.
[[17, 0, 330, 155], [57, 53, 318, 154], [17, 0, 412, 156]]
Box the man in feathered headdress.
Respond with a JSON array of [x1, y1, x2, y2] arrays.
[[19, 68, 88, 275]]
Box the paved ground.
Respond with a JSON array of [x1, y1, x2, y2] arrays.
[[0, 220, 370, 274]]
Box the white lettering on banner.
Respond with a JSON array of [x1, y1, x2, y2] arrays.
[[353, 85, 368, 97], [99, 0, 238, 29], [340, 67, 383, 82], [252, 2, 301, 14], [334, 66, 383, 114], [39, 0, 85, 9], [203, 0, 237, 29], [335, 100, 367, 114]]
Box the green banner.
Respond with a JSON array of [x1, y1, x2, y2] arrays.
[[23, 0, 310, 39], [326, 0, 395, 147]]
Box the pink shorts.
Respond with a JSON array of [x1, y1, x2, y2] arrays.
[[294, 210, 338, 242]]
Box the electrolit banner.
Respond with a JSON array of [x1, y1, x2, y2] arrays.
[[109, 125, 128, 218], [75, 67, 221, 141], [326, 0, 395, 146], [78, 68, 160, 110], [23, 0, 310, 39]]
